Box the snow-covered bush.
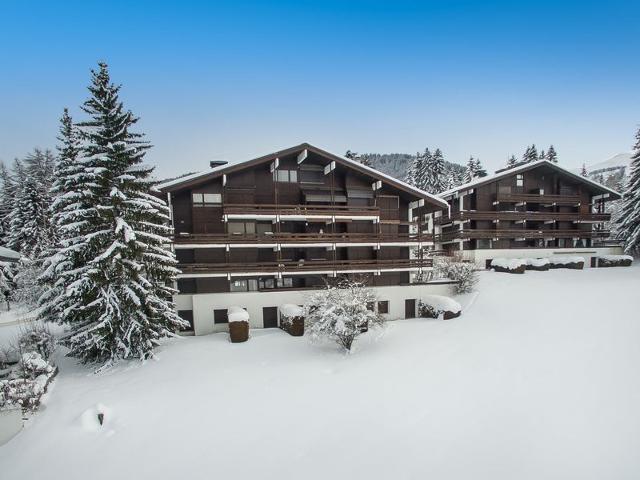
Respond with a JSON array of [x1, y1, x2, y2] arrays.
[[0, 324, 57, 412], [597, 255, 633, 267], [304, 279, 383, 352], [280, 303, 304, 326], [548, 256, 584, 269], [418, 294, 462, 320], [525, 258, 550, 271], [11, 259, 44, 308], [490, 258, 527, 274], [433, 257, 478, 294], [0, 260, 15, 309]]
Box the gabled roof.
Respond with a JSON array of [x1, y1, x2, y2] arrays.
[[439, 159, 622, 200], [158, 142, 448, 209]]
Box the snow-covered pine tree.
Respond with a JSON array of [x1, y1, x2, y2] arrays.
[[506, 155, 517, 169], [5, 159, 26, 252], [523, 144, 539, 163], [473, 157, 487, 177], [420, 148, 445, 194], [617, 127, 640, 255], [0, 163, 14, 246], [345, 150, 372, 167], [416, 148, 432, 191], [406, 150, 426, 187], [38, 109, 86, 323], [464, 156, 477, 183], [57, 62, 185, 366], [580, 163, 588, 177], [546, 145, 558, 163], [539, 149, 546, 160]]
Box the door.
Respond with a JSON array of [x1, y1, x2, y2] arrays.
[[263, 307, 278, 328], [405, 299, 416, 319]]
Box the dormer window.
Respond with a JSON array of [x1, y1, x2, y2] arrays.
[[274, 169, 298, 183], [192, 193, 222, 206], [516, 174, 524, 187]]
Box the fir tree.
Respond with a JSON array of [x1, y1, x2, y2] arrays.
[[473, 157, 487, 177], [546, 145, 558, 163], [506, 155, 517, 169], [580, 163, 588, 177], [464, 156, 477, 183], [617, 127, 640, 255], [421, 148, 446, 193], [539, 149, 546, 160], [0, 163, 14, 246], [522, 144, 539, 163], [406, 150, 426, 187], [47, 62, 185, 367], [345, 150, 371, 167]]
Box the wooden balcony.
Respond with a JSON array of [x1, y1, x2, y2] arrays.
[[178, 258, 433, 275], [223, 203, 380, 218], [438, 228, 610, 242], [434, 211, 610, 225], [495, 193, 581, 205], [174, 232, 432, 245]]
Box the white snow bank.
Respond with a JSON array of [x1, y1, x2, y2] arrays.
[[227, 306, 249, 323], [80, 403, 112, 433], [280, 304, 304, 318], [526, 258, 550, 267], [421, 294, 462, 314], [599, 255, 633, 262], [550, 256, 585, 265], [490, 258, 527, 269]]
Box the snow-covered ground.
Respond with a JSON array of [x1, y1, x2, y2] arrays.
[[1, 267, 640, 479]]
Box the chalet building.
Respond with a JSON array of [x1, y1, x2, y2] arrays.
[[158, 143, 452, 335], [430, 159, 623, 267]]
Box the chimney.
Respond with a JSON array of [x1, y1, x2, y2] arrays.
[[210, 160, 228, 169]]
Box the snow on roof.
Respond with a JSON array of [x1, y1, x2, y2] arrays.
[[439, 159, 621, 199], [156, 143, 448, 208], [0, 246, 21, 261]]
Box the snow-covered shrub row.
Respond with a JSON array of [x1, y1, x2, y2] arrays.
[[548, 256, 584, 269], [433, 257, 478, 294], [280, 304, 304, 325], [525, 258, 550, 271], [0, 325, 57, 412], [597, 255, 633, 267], [304, 279, 384, 352], [228, 306, 249, 323], [490, 258, 527, 274], [418, 295, 462, 320]]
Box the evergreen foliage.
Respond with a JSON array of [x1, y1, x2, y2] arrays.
[[546, 145, 558, 162], [617, 127, 640, 255], [506, 155, 518, 169]]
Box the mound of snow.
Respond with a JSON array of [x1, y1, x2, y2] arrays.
[[228, 306, 249, 323], [599, 255, 633, 262], [550, 256, 584, 265], [491, 258, 527, 269], [80, 403, 112, 433], [281, 304, 303, 318], [421, 294, 462, 314], [526, 258, 550, 267]]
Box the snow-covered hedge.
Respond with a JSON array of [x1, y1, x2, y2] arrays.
[[433, 257, 478, 294], [227, 306, 249, 323], [280, 304, 305, 336], [280, 304, 303, 321], [525, 258, 550, 271], [549, 256, 584, 269], [597, 255, 633, 267], [418, 295, 462, 320], [490, 258, 527, 274]]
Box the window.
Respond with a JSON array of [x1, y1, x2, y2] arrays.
[[377, 301, 389, 314], [228, 222, 255, 235], [274, 170, 297, 183], [516, 174, 524, 187], [258, 277, 292, 289], [214, 309, 228, 324], [177, 310, 194, 331], [230, 279, 258, 292], [299, 165, 325, 184], [192, 193, 222, 206]]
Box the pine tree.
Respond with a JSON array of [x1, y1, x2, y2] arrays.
[[617, 127, 640, 255], [539, 149, 546, 160], [546, 145, 558, 163], [522, 144, 539, 163], [345, 150, 371, 167], [0, 163, 14, 246], [580, 163, 588, 177], [406, 150, 426, 187], [506, 155, 517, 169], [47, 63, 185, 367], [6, 159, 27, 253], [473, 157, 487, 177], [421, 148, 445, 193], [464, 156, 477, 183]]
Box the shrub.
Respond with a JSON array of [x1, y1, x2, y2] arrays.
[[433, 257, 478, 294]]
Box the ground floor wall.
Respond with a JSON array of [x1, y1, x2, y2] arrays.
[[458, 246, 624, 269], [175, 282, 457, 336]]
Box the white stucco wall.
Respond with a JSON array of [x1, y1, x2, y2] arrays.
[[460, 246, 624, 268], [179, 282, 457, 336]]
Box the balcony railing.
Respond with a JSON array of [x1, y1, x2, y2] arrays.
[[437, 229, 610, 242], [174, 232, 433, 244], [434, 211, 610, 225], [178, 258, 432, 275], [223, 203, 380, 218], [495, 193, 581, 205]]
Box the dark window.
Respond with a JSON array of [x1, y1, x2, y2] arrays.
[[377, 301, 389, 314], [228, 221, 255, 235], [299, 165, 324, 184], [214, 309, 228, 324], [177, 279, 196, 294], [177, 310, 194, 331]]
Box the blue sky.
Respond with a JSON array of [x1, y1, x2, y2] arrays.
[[0, 0, 638, 177]]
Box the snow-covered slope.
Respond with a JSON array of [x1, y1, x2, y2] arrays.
[[2, 267, 640, 479], [587, 152, 632, 176]]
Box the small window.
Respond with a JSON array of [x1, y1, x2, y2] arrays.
[[177, 310, 194, 331], [516, 174, 524, 187], [274, 170, 297, 183], [214, 309, 228, 324], [228, 222, 255, 235], [247, 279, 258, 291], [193, 192, 221, 206], [277, 277, 293, 288], [377, 301, 389, 314], [230, 279, 248, 292]]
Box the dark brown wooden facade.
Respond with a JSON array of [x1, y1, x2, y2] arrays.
[[431, 161, 620, 252], [159, 144, 447, 295]]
